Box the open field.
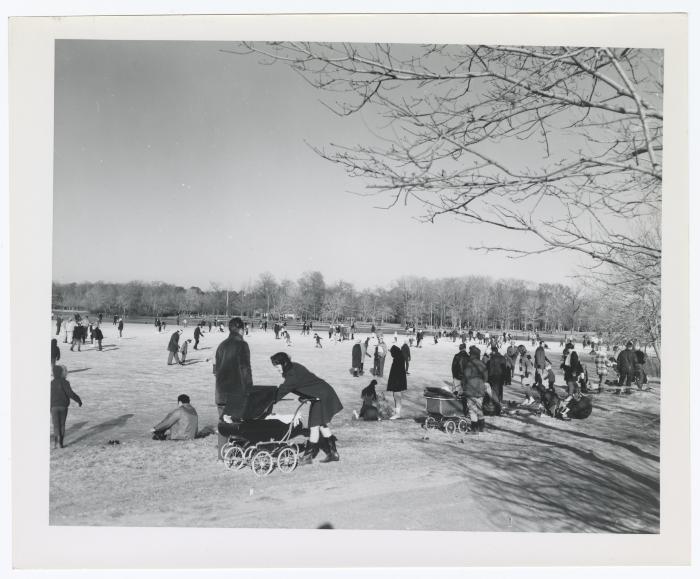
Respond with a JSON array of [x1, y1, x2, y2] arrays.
[[49, 321, 660, 532]]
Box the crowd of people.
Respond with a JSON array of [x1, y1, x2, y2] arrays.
[[49, 311, 652, 459]]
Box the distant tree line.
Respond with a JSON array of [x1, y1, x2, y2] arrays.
[[52, 271, 651, 347]]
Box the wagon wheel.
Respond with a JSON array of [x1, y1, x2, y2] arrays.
[[219, 441, 234, 460], [276, 446, 298, 474], [251, 450, 274, 477], [444, 420, 457, 435], [458, 418, 470, 433], [223, 444, 246, 470], [425, 416, 437, 430], [243, 445, 257, 462]]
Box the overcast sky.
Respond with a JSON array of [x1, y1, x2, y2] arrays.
[[53, 40, 589, 291]]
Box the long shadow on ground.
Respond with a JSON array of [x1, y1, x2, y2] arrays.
[[68, 414, 135, 445], [510, 414, 659, 462], [414, 420, 659, 533]]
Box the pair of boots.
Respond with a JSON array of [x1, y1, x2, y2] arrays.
[[469, 419, 485, 433], [52, 435, 64, 449], [300, 435, 340, 465]]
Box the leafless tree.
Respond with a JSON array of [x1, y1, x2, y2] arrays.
[[230, 42, 662, 351]]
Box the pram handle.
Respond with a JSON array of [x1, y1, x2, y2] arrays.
[[277, 396, 319, 402]]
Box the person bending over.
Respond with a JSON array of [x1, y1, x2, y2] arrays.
[[271, 352, 343, 465]]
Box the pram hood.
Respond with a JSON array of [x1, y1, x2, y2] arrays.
[[236, 385, 279, 421], [424, 386, 458, 399]]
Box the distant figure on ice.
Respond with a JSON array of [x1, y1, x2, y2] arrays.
[[167, 329, 184, 365], [117, 317, 124, 338], [94, 325, 104, 351], [351, 339, 362, 377], [313, 333, 323, 348], [151, 394, 198, 441], [193, 324, 204, 350]]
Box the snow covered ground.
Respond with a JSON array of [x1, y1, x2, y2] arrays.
[[49, 321, 659, 532]]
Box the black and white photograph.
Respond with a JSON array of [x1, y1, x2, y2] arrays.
[[7, 9, 692, 572]]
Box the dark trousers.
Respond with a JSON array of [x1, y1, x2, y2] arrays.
[[51, 406, 69, 444], [97, 339, 103, 351], [618, 370, 634, 387], [194, 336, 200, 349], [490, 377, 505, 403], [217, 396, 249, 457], [217, 405, 227, 457]]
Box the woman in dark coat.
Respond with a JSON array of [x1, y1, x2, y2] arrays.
[[271, 352, 343, 464], [386, 344, 407, 419]]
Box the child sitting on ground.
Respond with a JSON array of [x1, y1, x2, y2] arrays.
[[352, 380, 393, 421]]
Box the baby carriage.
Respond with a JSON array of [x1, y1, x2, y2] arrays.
[[218, 385, 311, 477], [422, 387, 471, 434]]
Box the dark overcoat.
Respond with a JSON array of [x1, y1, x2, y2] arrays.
[[486, 351, 508, 380], [387, 345, 408, 392], [276, 362, 343, 427], [216, 332, 253, 413], [452, 350, 468, 380], [352, 343, 362, 368], [460, 354, 488, 398]]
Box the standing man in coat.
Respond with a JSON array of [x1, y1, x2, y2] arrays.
[[193, 323, 204, 350], [460, 345, 489, 433], [94, 325, 104, 351], [167, 329, 183, 365], [451, 343, 469, 389], [616, 341, 637, 395], [486, 345, 508, 403], [534, 341, 551, 384], [215, 317, 253, 458]]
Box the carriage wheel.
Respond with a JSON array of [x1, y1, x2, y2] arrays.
[[458, 418, 470, 433], [425, 416, 437, 430], [277, 446, 298, 473], [243, 445, 257, 462], [444, 420, 457, 434], [223, 444, 246, 470], [251, 450, 274, 477], [219, 441, 234, 460]]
